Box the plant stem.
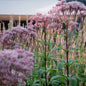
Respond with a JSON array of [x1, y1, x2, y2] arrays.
[[44, 26, 47, 86], [65, 29, 69, 86]]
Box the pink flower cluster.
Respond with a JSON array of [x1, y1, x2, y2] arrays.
[[1, 26, 36, 49], [0, 49, 34, 85], [29, 0, 86, 31], [29, 13, 61, 29], [29, 13, 78, 31], [49, 0, 86, 15], [0, 26, 35, 85]]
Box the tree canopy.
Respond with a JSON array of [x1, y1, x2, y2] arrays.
[[66, 0, 86, 5]]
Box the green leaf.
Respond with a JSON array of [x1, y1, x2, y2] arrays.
[[37, 40, 44, 45], [69, 77, 77, 86], [71, 48, 80, 51], [56, 58, 66, 63], [50, 57, 57, 65], [32, 80, 41, 86], [39, 27, 42, 30], [61, 34, 66, 37], [50, 75, 66, 82], [69, 49, 73, 55], [34, 52, 44, 58], [51, 80, 59, 86], [48, 54, 58, 58], [38, 69, 44, 77], [50, 75, 66, 86], [46, 68, 52, 73], [62, 22, 66, 30], [72, 76, 81, 81], [58, 62, 65, 74], [68, 59, 78, 66], [50, 47, 57, 52], [40, 78, 46, 84]]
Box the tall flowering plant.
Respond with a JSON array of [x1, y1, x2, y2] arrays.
[[28, 0, 86, 86], [0, 27, 36, 85], [49, 0, 86, 86], [29, 13, 57, 86], [1, 26, 37, 50], [0, 49, 34, 86]]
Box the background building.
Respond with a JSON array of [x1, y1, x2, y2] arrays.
[[0, 0, 57, 31]]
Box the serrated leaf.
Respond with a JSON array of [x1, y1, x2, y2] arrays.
[[32, 80, 41, 86], [38, 69, 44, 77], [34, 52, 44, 58], [48, 54, 58, 58], [58, 62, 65, 74], [69, 77, 77, 86], [46, 68, 52, 73], [56, 58, 66, 63], [68, 59, 78, 66], [50, 75, 65, 82], [50, 57, 57, 65], [72, 76, 81, 81], [51, 80, 59, 86]]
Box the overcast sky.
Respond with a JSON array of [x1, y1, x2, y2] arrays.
[[0, 0, 58, 15]]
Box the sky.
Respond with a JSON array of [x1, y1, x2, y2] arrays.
[[0, 0, 58, 15]]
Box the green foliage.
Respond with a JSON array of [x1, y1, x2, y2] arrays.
[[69, 77, 77, 86], [50, 75, 66, 86]]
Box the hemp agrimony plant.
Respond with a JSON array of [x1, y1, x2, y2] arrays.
[[48, 0, 86, 86], [27, 0, 86, 86], [0, 0, 86, 86]]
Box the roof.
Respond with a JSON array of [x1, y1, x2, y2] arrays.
[[0, 15, 32, 21]]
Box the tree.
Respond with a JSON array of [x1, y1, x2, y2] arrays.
[[66, 0, 86, 5]]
